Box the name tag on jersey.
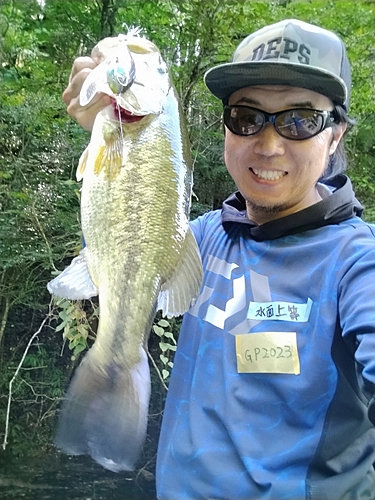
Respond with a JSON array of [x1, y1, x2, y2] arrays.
[[235, 331, 300, 375], [247, 298, 312, 322]]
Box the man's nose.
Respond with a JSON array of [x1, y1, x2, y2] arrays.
[[252, 123, 286, 157]]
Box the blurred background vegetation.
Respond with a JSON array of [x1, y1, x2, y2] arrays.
[[0, 0, 374, 488]]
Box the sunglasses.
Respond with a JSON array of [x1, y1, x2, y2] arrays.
[[223, 105, 336, 141]]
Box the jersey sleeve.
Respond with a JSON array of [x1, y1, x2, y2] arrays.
[[339, 235, 375, 425]]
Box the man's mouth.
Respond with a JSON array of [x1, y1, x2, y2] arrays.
[[111, 99, 144, 123], [251, 168, 287, 181]]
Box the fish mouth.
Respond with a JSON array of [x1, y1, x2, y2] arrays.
[[110, 98, 145, 123]]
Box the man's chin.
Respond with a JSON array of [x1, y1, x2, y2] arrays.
[[245, 199, 289, 215]]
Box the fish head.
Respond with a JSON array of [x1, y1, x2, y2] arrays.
[[80, 32, 171, 120]]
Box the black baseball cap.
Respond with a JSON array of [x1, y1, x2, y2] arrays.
[[204, 19, 351, 110]]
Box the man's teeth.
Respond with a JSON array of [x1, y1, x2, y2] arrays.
[[252, 168, 286, 180]]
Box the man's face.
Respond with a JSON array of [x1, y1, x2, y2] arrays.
[[224, 85, 346, 224]]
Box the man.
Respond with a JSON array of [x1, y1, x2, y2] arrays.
[[63, 19, 375, 500]]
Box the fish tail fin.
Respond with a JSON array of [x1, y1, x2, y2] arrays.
[[55, 346, 151, 472]]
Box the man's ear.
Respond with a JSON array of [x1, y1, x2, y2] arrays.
[[329, 123, 347, 155]]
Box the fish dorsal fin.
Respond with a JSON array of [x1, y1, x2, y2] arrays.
[[157, 227, 202, 318]]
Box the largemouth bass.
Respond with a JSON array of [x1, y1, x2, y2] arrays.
[[47, 32, 202, 472]]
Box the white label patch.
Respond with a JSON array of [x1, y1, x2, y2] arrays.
[[236, 331, 300, 375], [247, 298, 312, 322]]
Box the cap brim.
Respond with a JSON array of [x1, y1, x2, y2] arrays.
[[204, 61, 348, 106]]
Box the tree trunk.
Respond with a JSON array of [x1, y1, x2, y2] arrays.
[[99, 0, 119, 38]]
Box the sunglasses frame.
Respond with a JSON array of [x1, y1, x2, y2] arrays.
[[223, 105, 337, 141]]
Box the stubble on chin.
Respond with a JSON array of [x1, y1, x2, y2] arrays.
[[245, 198, 289, 218]]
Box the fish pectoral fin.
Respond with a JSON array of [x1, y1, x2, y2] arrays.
[[47, 248, 98, 300], [77, 146, 89, 181], [93, 125, 124, 180], [78, 119, 124, 181], [157, 227, 203, 318]]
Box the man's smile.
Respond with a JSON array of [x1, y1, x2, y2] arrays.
[[250, 168, 287, 181]]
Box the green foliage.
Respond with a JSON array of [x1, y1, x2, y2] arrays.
[[51, 298, 98, 359], [0, 93, 86, 352], [153, 318, 176, 381]]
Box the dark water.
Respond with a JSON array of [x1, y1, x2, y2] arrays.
[[0, 452, 157, 500]]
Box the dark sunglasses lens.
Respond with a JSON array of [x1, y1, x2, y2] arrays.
[[276, 110, 324, 139], [224, 107, 263, 136]]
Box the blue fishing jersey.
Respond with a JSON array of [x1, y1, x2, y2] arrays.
[[156, 176, 375, 500]]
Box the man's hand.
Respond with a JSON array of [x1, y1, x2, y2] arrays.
[[62, 54, 111, 131]]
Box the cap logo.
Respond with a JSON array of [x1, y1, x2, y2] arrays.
[[205, 20, 350, 108], [249, 36, 311, 65]]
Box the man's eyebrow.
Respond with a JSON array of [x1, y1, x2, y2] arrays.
[[234, 97, 260, 106], [288, 101, 314, 108], [233, 97, 315, 109]]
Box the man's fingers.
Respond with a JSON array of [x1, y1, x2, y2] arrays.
[[67, 93, 111, 131], [63, 66, 95, 106], [69, 57, 97, 83], [62, 55, 111, 131]]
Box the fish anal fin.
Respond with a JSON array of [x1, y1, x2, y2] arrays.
[[158, 227, 203, 318]]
